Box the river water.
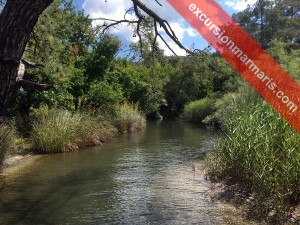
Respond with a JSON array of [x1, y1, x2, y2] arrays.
[[0, 120, 256, 225]]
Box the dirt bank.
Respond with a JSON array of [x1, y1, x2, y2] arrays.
[[1, 154, 43, 176]]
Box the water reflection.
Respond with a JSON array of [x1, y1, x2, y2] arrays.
[[0, 121, 253, 225]]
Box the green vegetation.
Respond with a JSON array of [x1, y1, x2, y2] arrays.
[[207, 86, 300, 220], [204, 1, 300, 220], [30, 106, 117, 153], [1, 0, 299, 222], [181, 97, 214, 122], [113, 102, 146, 133], [1, 1, 237, 162], [28, 103, 146, 154]]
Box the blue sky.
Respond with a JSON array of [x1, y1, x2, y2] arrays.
[[72, 0, 257, 56]]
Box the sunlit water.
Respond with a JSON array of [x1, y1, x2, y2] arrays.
[[0, 121, 255, 225]]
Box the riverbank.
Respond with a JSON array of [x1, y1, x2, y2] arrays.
[[206, 178, 300, 224], [1, 154, 43, 176], [0, 120, 262, 224], [0, 103, 146, 164], [0, 106, 146, 177]]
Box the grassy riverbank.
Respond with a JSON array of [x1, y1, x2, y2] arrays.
[[0, 102, 146, 169], [206, 86, 300, 223]]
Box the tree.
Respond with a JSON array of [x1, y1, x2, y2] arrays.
[[0, 0, 54, 119], [233, 0, 300, 48], [129, 17, 166, 67], [0, 0, 205, 119]]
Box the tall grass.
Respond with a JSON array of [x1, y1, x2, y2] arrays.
[[207, 87, 300, 219], [113, 102, 146, 133], [0, 124, 14, 167], [30, 103, 146, 153], [30, 107, 117, 153], [181, 97, 215, 122]]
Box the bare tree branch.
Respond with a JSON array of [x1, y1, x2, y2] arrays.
[[155, 0, 162, 7], [90, 0, 209, 57], [154, 21, 177, 56], [124, 7, 134, 20], [19, 79, 52, 91], [17, 60, 52, 91], [21, 59, 44, 68], [132, 0, 193, 55], [88, 0, 192, 56], [133, 3, 144, 57]]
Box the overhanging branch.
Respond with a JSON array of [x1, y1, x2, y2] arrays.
[[89, 0, 210, 58], [89, 0, 195, 56]]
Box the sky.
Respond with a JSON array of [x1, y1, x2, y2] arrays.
[[73, 0, 258, 56]]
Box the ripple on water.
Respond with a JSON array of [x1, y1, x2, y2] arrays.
[[0, 121, 259, 225]]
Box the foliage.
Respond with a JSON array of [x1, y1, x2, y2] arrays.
[[113, 102, 146, 133], [267, 39, 300, 82], [82, 35, 121, 82], [106, 59, 171, 116], [181, 97, 215, 122], [30, 106, 117, 153], [164, 54, 235, 118], [207, 84, 300, 219], [203, 81, 254, 126], [233, 0, 300, 48], [86, 80, 124, 110]]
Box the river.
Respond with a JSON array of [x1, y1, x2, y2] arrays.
[[0, 120, 257, 225]]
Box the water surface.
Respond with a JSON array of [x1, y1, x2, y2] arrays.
[[0, 120, 254, 225]]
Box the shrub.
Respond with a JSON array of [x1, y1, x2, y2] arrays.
[[113, 102, 146, 133], [181, 97, 214, 122], [203, 83, 260, 126], [30, 106, 117, 153], [202, 93, 237, 126]]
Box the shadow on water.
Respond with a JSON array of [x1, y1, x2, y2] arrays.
[[0, 120, 257, 225]]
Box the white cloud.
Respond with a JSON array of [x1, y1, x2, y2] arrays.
[[83, 0, 138, 42], [158, 39, 187, 56], [223, 0, 257, 11], [82, 0, 197, 56]]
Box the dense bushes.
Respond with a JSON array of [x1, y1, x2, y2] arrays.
[[207, 87, 300, 219], [181, 97, 215, 122]]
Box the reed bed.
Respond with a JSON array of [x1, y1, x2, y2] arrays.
[[207, 91, 300, 220], [30, 108, 117, 153], [113, 102, 146, 133]]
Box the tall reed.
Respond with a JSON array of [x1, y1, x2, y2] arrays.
[[113, 102, 146, 133], [207, 87, 300, 219], [30, 107, 117, 153]]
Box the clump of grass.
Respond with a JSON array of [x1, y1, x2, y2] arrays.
[[0, 123, 15, 167], [181, 97, 214, 122], [30, 106, 117, 154], [76, 112, 117, 147], [113, 102, 146, 133], [207, 89, 300, 220]]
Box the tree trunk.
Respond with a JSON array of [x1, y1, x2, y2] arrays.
[[0, 0, 53, 118]]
